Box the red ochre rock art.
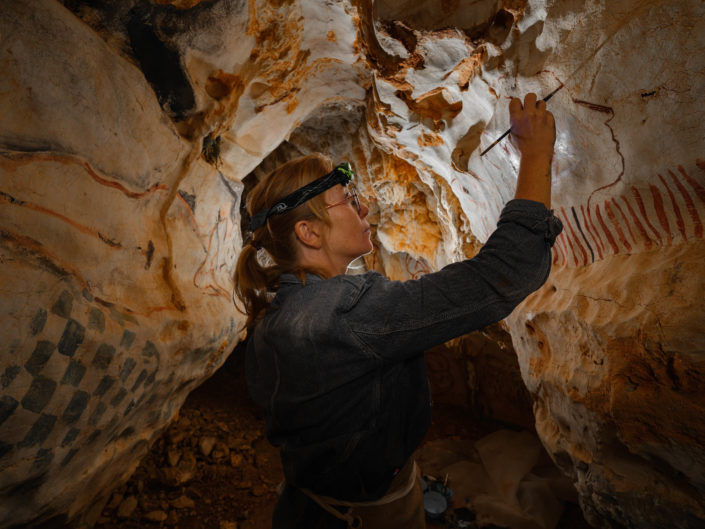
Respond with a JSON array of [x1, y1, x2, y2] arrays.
[[1, 0, 704, 528]]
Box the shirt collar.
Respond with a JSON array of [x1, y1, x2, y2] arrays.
[[279, 272, 324, 286]]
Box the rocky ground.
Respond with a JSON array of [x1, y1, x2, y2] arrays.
[[94, 344, 280, 529], [94, 346, 591, 529]]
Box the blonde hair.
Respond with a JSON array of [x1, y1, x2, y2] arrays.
[[235, 153, 334, 328]]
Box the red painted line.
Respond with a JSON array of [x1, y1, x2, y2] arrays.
[[580, 101, 624, 211], [556, 232, 572, 266], [658, 174, 687, 240], [649, 184, 672, 245], [82, 162, 168, 198], [0, 151, 167, 199], [595, 204, 620, 255], [604, 200, 632, 252], [585, 205, 606, 254], [669, 169, 703, 239], [561, 207, 588, 265], [580, 205, 603, 260], [559, 233, 571, 266], [560, 217, 580, 266], [678, 165, 705, 206], [631, 186, 663, 245], [553, 233, 563, 265], [0, 191, 122, 248], [0, 228, 87, 287], [611, 198, 636, 247], [621, 195, 653, 250], [176, 192, 206, 235]]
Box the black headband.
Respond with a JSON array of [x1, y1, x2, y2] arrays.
[[248, 162, 355, 231]]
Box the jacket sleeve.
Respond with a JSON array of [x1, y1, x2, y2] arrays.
[[340, 199, 563, 362]]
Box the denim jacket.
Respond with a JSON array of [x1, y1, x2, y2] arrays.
[[246, 199, 562, 508]]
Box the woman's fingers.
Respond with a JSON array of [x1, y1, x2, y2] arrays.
[[509, 96, 523, 118], [524, 92, 538, 111], [509, 92, 556, 159]]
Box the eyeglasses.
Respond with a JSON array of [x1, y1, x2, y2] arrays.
[[324, 186, 361, 213]]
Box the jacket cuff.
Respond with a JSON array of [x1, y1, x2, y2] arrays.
[[498, 199, 564, 246]]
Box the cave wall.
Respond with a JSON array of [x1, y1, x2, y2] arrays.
[[1, 0, 704, 527]]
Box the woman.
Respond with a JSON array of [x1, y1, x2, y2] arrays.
[[235, 94, 562, 528]]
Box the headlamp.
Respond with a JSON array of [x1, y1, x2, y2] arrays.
[[249, 162, 355, 231]]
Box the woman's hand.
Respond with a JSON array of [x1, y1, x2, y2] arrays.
[[510, 93, 556, 159], [510, 93, 556, 208]]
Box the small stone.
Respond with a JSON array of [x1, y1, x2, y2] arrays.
[[167, 446, 182, 467], [116, 496, 138, 518], [216, 420, 230, 433], [199, 436, 217, 457], [107, 492, 123, 510], [166, 510, 180, 525], [219, 521, 237, 529], [140, 497, 160, 512], [144, 510, 167, 522], [171, 495, 195, 509], [159, 451, 197, 486], [212, 442, 230, 460], [230, 453, 243, 467], [169, 430, 186, 444], [160, 466, 195, 486]]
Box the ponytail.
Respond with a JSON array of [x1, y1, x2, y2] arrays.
[[234, 153, 334, 328]]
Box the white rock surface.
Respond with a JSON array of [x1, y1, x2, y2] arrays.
[[1, 0, 704, 527]]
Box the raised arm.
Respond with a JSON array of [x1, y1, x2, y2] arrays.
[[510, 92, 556, 208], [340, 93, 561, 362]]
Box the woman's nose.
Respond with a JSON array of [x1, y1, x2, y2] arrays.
[[359, 202, 369, 218]]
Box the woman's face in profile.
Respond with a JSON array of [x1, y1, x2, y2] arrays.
[[321, 184, 373, 265]]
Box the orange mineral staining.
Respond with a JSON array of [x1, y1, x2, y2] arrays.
[[417, 130, 444, 147]]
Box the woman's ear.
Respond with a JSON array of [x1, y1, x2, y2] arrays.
[[294, 219, 323, 249]]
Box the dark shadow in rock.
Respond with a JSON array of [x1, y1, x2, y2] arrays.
[[126, 7, 195, 120]]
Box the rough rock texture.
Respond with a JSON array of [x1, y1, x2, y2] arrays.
[[0, 1, 242, 527], [1, 0, 704, 528]]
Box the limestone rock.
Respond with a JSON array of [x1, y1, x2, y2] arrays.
[[116, 496, 138, 519], [143, 510, 168, 522], [416, 431, 568, 529], [198, 435, 217, 458], [170, 495, 195, 510], [0, 2, 240, 526], [358, 1, 705, 527]]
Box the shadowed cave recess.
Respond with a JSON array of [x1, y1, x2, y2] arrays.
[[0, 0, 704, 528]]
